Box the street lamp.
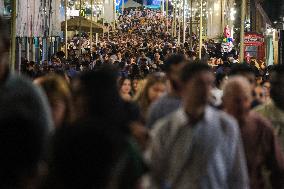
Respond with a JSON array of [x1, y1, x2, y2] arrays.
[[113, 0, 116, 31], [239, 0, 246, 63], [90, 0, 93, 53], [65, 0, 68, 59], [199, 0, 203, 59], [182, 0, 186, 44], [209, 8, 212, 36]]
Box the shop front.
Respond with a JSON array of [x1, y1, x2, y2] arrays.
[[244, 32, 265, 63]]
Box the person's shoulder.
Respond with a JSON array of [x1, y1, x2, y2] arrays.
[[147, 95, 165, 116], [249, 111, 274, 132], [155, 93, 181, 106], [210, 107, 238, 126], [208, 107, 239, 135], [6, 73, 29, 85], [151, 108, 183, 137], [254, 101, 272, 114], [249, 110, 270, 122], [6, 73, 43, 95]]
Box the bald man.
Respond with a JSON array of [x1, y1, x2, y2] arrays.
[[223, 76, 284, 189]]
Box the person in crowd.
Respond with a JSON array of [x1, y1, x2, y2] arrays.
[[72, 66, 126, 124], [131, 77, 143, 96], [148, 62, 249, 189], [116, 51, 123, 62], [128, 55, 137, 65], [118, 77, 133, 101], [34, 75, 73, 128], [223, 76, 284, 189], [24, 61, 37, 79], [0, 16, 51, 189], [230, 63, 256, 89], [138, 51, 151, 65], [152, 52, 163, 69], [216, 61, 231, 75], [211, 72, 227, 108], [254, 85, 266, 105], [42, 120, 147, 189], [256, 73, 263, 86], [255, 64, 284, 151], [146, 54, 186, 129], [229, 63, 260, 108], [262, 80, 271, 102], [71, 65, 148, 149], [70, 66, 147, 176], [134, 72, 167, 121]]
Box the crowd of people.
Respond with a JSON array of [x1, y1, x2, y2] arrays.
[[20, 9, 205, 79], [1, 8, 284, 189]]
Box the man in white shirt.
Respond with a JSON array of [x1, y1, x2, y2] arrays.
[[148, 61, 249, 189]]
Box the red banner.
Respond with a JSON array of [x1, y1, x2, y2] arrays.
[[244, 33, 264, 46]]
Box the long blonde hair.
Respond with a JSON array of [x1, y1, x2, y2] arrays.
[[34, 74, 73, 126], [135, 72, 167, 119]]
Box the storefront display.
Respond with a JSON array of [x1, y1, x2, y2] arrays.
[[244, 32, 265, 62]]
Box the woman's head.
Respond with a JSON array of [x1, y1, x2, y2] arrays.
[[118, 77, 132, 95], [135, 72, 167, 116], [146, 74, 167, 102], [34, 75, 72, 128], [131, 77, 143, 95]]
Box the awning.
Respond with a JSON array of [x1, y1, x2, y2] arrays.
[[61, 17, 108, 33], [121, 0, 142, 8]]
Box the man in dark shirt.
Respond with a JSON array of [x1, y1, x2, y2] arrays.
[[223, 76, 284, 189]]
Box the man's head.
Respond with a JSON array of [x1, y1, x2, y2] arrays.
[[180, 61, 214, 109], [223, 76, 252, 122], [72, 65, 120, 120], [229, 63, 256, 89], [270, 64, 284, 111], [163, 54, 186, 92], [116, 51, 122, 58], [140, 51, 146, 58]]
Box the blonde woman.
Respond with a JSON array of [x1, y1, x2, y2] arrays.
[[135, 72, 167, 121], [34, 75, 73, 128]]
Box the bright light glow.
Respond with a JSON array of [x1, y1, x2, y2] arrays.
[[229, 8, 236, 21], [214, 2, 219, 11]]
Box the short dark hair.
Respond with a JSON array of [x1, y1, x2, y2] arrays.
[[215, 72, 227, 88], [229, 63, 255, 76], [272, 64, 284, 76], [163, 54, 186, 73], [0, 16, 10, 52], [180, 60, 211, 83]]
